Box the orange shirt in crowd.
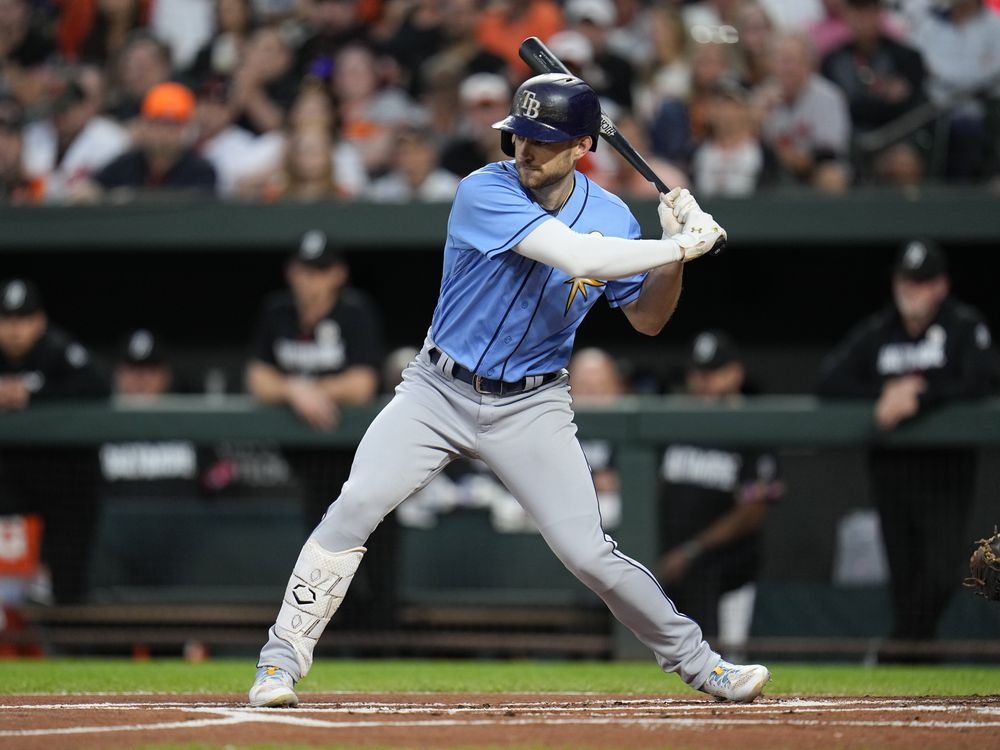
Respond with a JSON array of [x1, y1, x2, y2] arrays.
[[476, 0, 563, 80]]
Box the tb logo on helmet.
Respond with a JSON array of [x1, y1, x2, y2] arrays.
[[518, 89, 541, 119]]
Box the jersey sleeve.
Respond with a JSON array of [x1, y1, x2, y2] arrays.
[[35, 339, 111, 399], [603, 213, 647, 308], [816, 314, 884, 398], [447, 168, 552, 259]]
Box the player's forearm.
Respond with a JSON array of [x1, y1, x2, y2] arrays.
[[516, 219, 683, 280], [246, 361, 295, 403], [315, 366, 379, 405], [623, 262, 683, 336]]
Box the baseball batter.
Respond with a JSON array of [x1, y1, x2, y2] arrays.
[[249, 73, 771, 706]]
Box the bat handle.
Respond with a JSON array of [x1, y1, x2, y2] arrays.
[[708, 237, 727, 256], [652, 177, 669, 194]]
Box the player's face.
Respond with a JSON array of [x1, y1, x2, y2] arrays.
[[686, 361, 744, 399], [892, 275, 948, 327], [114, 364, 172, 396], [513, 134, 589, 194], [0, 312, 46, 360]]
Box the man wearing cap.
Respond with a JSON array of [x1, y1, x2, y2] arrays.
[[86, 82, 217, 195], [657, 330, 785, 658], [818, 240, 997, 659], [441, 73, 511, 179], [0, 278, 110, 604]]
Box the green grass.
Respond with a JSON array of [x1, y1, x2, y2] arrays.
[[2, 657, 998, 696]]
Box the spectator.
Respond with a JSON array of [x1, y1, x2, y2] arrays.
[[416, 0, 507, 95], [690, 75, 777, 197], [21, 67, 130, 201], [78, 0, 150, 67], [270, 124, 344, 201], [733, 0, 775, 90], [649, 40, 736, 166], [476, 0, 564, 80], [820, 0, 927, 186], [563, 0, 636, 110], [900, 0, 1000, 181], [658, 330, 784, 657], [0, 278, 110, 604], [604, 0, 654, 70], [195, 75, 284, 199], [294, 0, 367, 79], [754, 31, 851, 193], [817, 240, 996, 659], [82, 81, 217, 197], [0, 0, 58, 108], [103, 30, 172, 122], [185, 0, 257, 84], [0, 96, 41, 204], [634, 2, 691, 123], [287, 81, 368, 197], [364, 124, 459, 202], [330, 42, 416, 178], [149, 0, 214, 72], [372, 0, 445, 97], [229, 24, 299, 135], [808, 0, 902, 60], [440, 72, 510, 179]]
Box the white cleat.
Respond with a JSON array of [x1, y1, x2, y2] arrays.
[[698, 660, 771, 703], [248, 665, 299, 707]]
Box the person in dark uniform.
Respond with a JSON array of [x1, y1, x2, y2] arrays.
[[658, 330, 785, 655], [0, 278, 110, 603], [817, 240, 997, 658], [246, 230, 391, 627]]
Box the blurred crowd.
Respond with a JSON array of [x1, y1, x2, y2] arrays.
[[1, 0, 999, 206]]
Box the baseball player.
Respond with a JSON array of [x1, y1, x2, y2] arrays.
[[250, 73, 771, 706]]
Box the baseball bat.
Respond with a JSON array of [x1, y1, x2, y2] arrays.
[[518, 36, 726, 257]]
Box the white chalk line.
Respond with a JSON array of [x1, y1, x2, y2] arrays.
[[2, 698, 999, 738]]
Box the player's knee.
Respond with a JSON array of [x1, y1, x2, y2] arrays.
[[557, 545, 621, 593]]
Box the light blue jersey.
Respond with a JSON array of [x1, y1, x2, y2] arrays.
[[430, 161, 646, 381]]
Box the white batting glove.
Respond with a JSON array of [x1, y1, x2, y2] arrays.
[[657, 190, 684, 238], [673, 210, 727, 262]]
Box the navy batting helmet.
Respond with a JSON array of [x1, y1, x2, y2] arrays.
[[492, 73, 601, 157]]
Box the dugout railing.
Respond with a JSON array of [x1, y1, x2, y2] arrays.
[[1, 395, 999, 661]]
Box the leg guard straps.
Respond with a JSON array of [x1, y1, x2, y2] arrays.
[[273, 540, 366, 677]]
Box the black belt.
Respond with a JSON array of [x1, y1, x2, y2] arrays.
[[429, 348, 560, 396]]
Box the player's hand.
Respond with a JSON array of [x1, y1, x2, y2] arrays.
[[657, 188, 700, 238], [673, 211, 727, 262], [659, 547, 692, 585], [287, 377, 339, 431], [874, 374, 925, 431], [0, 377, 30, 410]]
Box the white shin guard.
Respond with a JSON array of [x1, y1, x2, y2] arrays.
[[273, 540, 366, 677]]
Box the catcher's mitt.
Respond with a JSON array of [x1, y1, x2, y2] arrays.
[[964, 527, 1000, 602]]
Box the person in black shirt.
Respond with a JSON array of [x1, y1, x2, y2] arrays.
[[817, 240, 996, 658], [658, 331, 785, 655], [0, 278, 110, 604], [246, 229, 383, 434], [87, 82, 217, 197]]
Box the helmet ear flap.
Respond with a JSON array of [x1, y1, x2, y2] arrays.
[[500, 130, 514, 157]]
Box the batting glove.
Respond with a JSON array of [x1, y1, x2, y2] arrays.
[[674, 211, 727, 262]]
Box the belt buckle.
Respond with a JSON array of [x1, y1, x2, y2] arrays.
[[473, 374, 488, 395]]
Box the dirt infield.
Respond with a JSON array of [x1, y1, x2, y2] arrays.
[[3, 693, 999, 749]]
